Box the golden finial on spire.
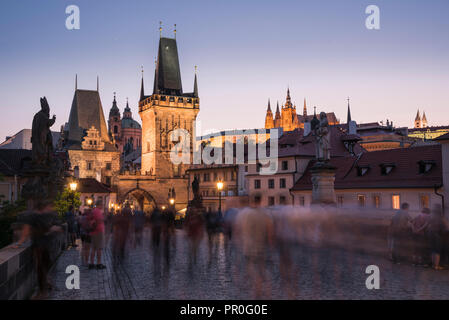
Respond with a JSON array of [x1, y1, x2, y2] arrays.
[[194, 65, 198, 74], [159, 21, 162, 37], [141, 65, 144, 75], [174, 24, 177, 39]]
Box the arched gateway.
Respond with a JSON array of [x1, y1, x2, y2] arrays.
[[119, 187, 157, 213]]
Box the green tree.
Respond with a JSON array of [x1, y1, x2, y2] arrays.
[[54, 187, 81, 218]]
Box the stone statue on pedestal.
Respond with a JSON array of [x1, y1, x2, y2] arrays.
[[314, 112, 331, 162], [31, 97, 56, 168]]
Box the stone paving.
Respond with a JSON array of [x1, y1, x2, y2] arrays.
[[46, 227, 449, 300]]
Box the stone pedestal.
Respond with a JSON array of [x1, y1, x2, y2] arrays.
[[311, 162, 336, 205]]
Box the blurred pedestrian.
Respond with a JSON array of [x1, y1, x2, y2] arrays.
[[65, 205, 78, 248], [427, 204, 449, 270], [89, 201, 106, 269], [79, 208, 93, 266], [133, 210, 145, 248], [411, 207, 430, 266], [389, 203, 412, 264], [184, 209, 205, 265], [14, 200, 64, 299]]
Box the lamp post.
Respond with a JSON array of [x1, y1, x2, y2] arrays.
[[69, 182, 77, 192], [68, 181, 77, 212], [217, 181, 224, 216]]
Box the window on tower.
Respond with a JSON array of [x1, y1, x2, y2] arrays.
[[114, 126, 118, 134]]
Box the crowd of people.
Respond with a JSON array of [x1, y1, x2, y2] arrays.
[[388, 203, 449, 270], [11, 197, 449, 299]]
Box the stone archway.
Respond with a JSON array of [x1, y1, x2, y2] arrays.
[[120, 188, 157, 214]]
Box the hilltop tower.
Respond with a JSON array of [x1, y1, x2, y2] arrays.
[[414, 109, 421, 128]]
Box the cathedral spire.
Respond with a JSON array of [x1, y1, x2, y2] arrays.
[[286, 87, 292, 107], [97, 76, 99, 92], [347, 97, 352, 123], [303, 98, 307, 117], [267, 99, 271, 112], [75, 74, 78, 90], [414, 109, 421, 128]]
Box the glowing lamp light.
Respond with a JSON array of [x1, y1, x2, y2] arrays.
[[69, 182, 77, 192], [217, 181, 224, 191], [169, 198, 175, 205], [87, 198, 93, 206], [162, 206, 166, 210]]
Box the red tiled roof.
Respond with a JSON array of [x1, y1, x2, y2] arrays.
[[292, 145, 442, 191]]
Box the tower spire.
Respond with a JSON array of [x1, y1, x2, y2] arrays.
[[174, 24, 177, 39], [97, 76, 99, 91], [347, 97, 352, 123], [75, 74, 78, 90], [140, 65, 145, 101], [267, 98, 271, 112], [159, 21, 162, 38], [303, 98, 307, 117], [193, 65, 198, 97]]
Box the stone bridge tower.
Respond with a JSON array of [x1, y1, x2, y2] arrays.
[[139, 36, 199, 179]]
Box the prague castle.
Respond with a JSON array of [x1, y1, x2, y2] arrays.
[[264, 89, 339, 131]]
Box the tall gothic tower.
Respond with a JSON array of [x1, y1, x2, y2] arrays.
[[264, 99, 274, 129], [281, 88, 298, 132], [421, 111, 428, 128], [139, 36, 199, 178], [414, 109, 421, 128]]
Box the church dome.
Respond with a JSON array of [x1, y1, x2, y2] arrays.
[[121, 118, 141, 129]]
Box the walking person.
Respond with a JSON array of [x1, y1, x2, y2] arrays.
[[14, 200, 64, 299], [427, 204, 449, 270], [411, 207, 430, 266], [389, 203, 412, 264], [89, 200, 106, 270], [79, 208, 93, 266], [65, 205, 78, 248], [184, 209, 205, 265]]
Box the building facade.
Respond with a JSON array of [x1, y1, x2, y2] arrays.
[[64, 86, 121, 186]]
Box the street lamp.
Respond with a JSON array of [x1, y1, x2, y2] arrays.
[[169, 198, 175, 206], [69, 182, 77, 192], [87, 198, 93, 207], [216, 181, 224, 216]]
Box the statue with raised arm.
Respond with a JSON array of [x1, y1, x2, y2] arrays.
[[315, 112, 331, 161], [31, 97, 56, 167]]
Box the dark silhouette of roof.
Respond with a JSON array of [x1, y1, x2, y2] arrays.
[[153, 37, 183, 96], [66, 89, 113, 150], [292, 144, 442, 191], [0, 149, 32, 176], [77, 178, 112, 194]]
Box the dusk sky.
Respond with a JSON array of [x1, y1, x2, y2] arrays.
[[1, 0, 448, 140]]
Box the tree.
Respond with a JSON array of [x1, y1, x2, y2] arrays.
[[54, 187, 81, 217]]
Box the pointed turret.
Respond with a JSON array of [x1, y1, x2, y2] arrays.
[[285, 87, 292, 108], [123, 98, 132, 119], [347, 97, 352, 124], [109, 92, 120, 118], [303, 98, 307, 117], [193, 66, 198, 98], [265, 99, 274, 129], [414, 109, 421, 128], [422, 111, 428, 128], [274, 101, 281, 128], [140, 67, 145, 101]]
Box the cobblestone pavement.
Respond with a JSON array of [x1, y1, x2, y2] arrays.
[[47, 228, 449, 300]]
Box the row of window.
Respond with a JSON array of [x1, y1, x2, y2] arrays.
[[254, 178, 286, 189], [254, 195, 288, 206], [86, 161, 112, 171], [201, 189, 235, 197], [255, 161, 289, 173], [195, 171, 237, 183]]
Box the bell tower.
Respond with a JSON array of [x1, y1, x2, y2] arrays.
[[139, 34, 199, 178]]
